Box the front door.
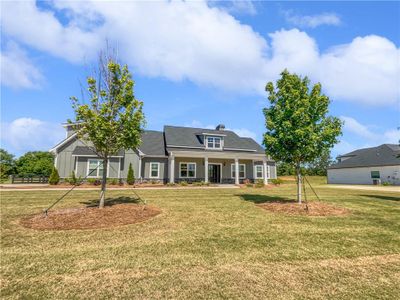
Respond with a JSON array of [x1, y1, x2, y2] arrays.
[[208, 164, 221, 183]]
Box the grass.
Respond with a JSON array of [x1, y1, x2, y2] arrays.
[[1, 179, 400, 299]]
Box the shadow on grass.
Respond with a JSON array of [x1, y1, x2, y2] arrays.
[[238, 194, 296, 204], [361, 194, 400, 202], [80, 196, 141, 207]]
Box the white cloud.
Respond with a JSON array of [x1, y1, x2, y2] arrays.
[[210, 0, 257, 16], [334, 116, 400, 156], [0, 41, 43, 89], [284, 11, 341, 28], [1, 118, 65, 154], [1, 1, 399, 105]]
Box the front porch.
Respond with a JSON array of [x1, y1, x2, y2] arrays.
[[168, 151, 272, 185]]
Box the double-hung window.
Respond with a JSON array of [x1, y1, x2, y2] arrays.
[[88, 159, 104, 177], [231, 164, 246, 178], [254, 165, 263, 179], [206, 136, 222, 149], [371, 171, 380, 179], [180, 163, 196, 178], [149, 162, 160, 178]]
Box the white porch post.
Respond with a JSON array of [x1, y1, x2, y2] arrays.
[[169, 154, 175, 183], [204, 156, 209, 183], [235, 158, 239, 185], [138, 156, 142, 182], [263, 159, 268, 185]]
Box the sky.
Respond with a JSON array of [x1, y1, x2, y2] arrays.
[[1, 0, 399, 158]]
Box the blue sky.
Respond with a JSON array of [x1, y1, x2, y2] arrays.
[[1, 1, 399, 157]]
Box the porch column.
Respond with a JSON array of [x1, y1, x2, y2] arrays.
[[138, 156, 142, 182], [235, 158, 239, 185], [204, 157, 209, 183], [263, 159, 268, 185], [169, 154, 175, 183]]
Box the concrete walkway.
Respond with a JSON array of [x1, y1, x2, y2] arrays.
[[326, 184, 400, 193], [0, 184, 239, 192]]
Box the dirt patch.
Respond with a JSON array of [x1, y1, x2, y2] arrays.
[[20, 204, 161, 230], [257, 201, 350, 216]]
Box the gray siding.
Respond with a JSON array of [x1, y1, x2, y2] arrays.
[[141, 157, 168, 181]]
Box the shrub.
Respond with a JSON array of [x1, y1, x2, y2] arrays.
[[180, 180, 188, 186], [243, 179, 251, 185], [88, 178, 101, 185], [107, 178, 118, 185], [246, 183, 253, 188], [382, 182, 392, 186], [166, 182, 176, 187], [151, 179, 158, 184], [127, 163, 135, 185], [271, 178, 284, 185], [48, 167, 60, 185], [67, 172, 79, 185], [255, 179, 265, 188]]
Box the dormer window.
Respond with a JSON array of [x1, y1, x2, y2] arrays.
[[206, 136, 222, 149]]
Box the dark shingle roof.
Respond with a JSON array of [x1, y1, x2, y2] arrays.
[[329, 144, 400, 169], [164, 125, 265, 154], [138, 130, 166, 156], [72, 146, 124, 157]]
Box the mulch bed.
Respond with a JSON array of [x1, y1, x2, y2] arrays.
[[257, 201, 350, 216], [20, 204, 161, 230]]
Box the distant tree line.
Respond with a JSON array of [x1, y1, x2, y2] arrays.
[[277, 149, 334, 176], [0, 149, 54, 180]]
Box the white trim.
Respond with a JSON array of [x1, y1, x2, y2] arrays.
[[54, 154, 58, 168], [208, 163, 223, 183], [149, 162, 160, 179], [201, 132, 227, 137], [71, 154, 124, 158], [49, 132, 78, 153], [138, 156, 142, 180], [254, 165, 264, 179], [231, 163, 246, 179], [86, 159, 108, 178], [169, 150, 267, 160], [141, 155, 168, 158], [179, 162, 197, 178], [205, 136, 223, 150], [168, 145, 205, 150], [74, 157, 78, 176], [224, 148, 257, 152]]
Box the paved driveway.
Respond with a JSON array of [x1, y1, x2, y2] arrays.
[[327, 184, 400, 193]]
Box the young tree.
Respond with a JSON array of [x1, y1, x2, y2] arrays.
[[70, 52, 145, 208], [263, 70, 342, 203], [49, 167, 60, 185], [0, 149, 15, 179], [127, 163, 135, 185]]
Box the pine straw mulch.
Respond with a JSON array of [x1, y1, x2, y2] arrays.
[[20, 204, 161, 230], [257, 200, 351, 217]]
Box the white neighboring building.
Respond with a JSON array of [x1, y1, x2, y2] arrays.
[[328, 144, 400, 185]]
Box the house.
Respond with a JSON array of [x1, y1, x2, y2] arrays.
[[327, 144, 400, 185], [50, 123, 276, 184]]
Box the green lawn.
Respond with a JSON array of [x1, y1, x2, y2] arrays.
[[1, 180, 400, 299]]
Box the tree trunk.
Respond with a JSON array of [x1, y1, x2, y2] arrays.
[[99, 158, 108, 208], [296, 165, 302, 204]]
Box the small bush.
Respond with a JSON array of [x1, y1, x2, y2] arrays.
[[382, 182, 392, 186], [87, 178, 101, 185], [127, 163, 135, 185], [180, 181, 188, 186], [246, 183, 253, 188], [48, 167, 60, 185], [67, 172, 80, 185], [166, 182, 176, 187], [151, 179, 158, 184], [271, 178, 284, 185], [255, 179, 265, 188], [243, 179, 251, 185], [107, 178, 118, 185]]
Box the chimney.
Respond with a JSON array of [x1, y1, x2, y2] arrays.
[[216, 124, 225, 131]]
